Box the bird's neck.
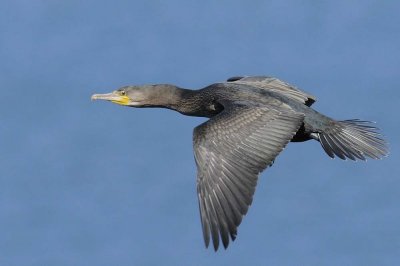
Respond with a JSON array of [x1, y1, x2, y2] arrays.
[[152, 85, 213, 117], [162, 86, 200, 115]]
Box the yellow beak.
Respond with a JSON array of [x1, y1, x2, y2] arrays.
[[91, 92, 131, 106]]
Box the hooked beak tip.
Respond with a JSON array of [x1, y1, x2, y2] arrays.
[[91, 93, 113, 101]]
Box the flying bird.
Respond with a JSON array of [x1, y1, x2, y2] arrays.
[[91, 76, 388, 251]]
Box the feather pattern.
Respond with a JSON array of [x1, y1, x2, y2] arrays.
[[227, 76, 316, 106], [193, 102, 304, 250], [318, 119, 388, 160]]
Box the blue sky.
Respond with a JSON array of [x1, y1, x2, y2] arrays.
[[1, 0, 399, 265]]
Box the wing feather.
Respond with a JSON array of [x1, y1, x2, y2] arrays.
[[227, 76, 316, 106], [194, 102, 304, 250]]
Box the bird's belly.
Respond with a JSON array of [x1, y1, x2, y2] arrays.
[[290, 123, 312, 142]]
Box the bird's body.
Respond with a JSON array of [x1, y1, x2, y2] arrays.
[[92, 76, 388, 250], [177, 81, 326, 139]]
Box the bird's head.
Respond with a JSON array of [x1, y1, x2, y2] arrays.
[[91, 85, 178, 107]]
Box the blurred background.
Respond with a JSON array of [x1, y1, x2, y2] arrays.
[[0, 0, 399, 265]]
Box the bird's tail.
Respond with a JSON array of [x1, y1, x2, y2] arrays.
[[317, 119, 388, 161]]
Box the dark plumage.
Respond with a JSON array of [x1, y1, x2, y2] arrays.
[[91, 76, 388, 251]]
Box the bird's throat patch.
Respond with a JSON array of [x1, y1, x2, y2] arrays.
[[111, 95, 130, 105]]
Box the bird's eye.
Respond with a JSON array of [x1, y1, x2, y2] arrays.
[[120, 90, 126, 96]]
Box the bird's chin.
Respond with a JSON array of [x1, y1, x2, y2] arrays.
[[126, 101, 144, 107]]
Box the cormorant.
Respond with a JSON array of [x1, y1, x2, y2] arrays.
[[91, 76, 388, 251]]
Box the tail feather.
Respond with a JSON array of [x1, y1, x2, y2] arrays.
[[318, 119, 388, 161]]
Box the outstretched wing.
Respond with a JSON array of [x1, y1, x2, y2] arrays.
[[227, 76, 316, 106], [193, 102, 304, 250]]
